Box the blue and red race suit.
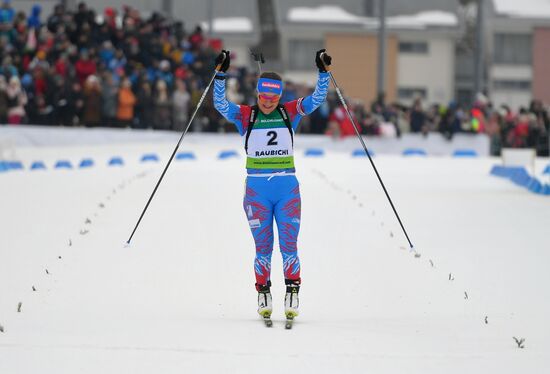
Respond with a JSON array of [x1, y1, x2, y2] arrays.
[[213, 71, 329, 288]]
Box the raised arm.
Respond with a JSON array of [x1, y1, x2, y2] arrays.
[[286, 49, 332, 130], [298, 72, 330, 116], [213, 51, 246, 135]]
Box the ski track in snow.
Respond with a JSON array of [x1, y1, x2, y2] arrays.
[[1, 140, 549, 373]]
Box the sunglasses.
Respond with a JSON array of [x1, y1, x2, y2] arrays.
[[258, 94, 281, 103]]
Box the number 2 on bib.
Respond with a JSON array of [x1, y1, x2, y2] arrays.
[[267, 131, 278, 146]]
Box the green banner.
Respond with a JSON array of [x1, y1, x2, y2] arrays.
[[246, 156, 295, 169]]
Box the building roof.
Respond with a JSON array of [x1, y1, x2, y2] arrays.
[[276, 0, 459, 18], [386, 10, 459, 29], [199, 17, 253, 33], [492, 0, 550, 19], [287, 5, 364, 24], [287, 5, 458, 30]]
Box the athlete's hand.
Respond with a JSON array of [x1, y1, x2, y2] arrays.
[[215, 50, 231, 72], [315, 49, 332, 73]]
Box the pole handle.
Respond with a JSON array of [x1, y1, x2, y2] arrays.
[[215, 51, 229, 72], [320, 52, 331, 72]]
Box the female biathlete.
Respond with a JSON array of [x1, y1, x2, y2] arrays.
[[213, 49, 332, 323]]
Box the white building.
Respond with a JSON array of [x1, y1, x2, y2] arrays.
[[279, 5, 459, 106], [486, 0, 550, 108], [389, 13, 458, 106]]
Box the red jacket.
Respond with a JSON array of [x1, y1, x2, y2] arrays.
[[75, 59, 97, 84], [329, 106, 356, 137]]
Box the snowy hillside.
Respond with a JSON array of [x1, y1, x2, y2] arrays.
[[0, 132, 549, 373]]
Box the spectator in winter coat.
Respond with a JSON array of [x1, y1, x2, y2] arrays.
[[0, 75, 8, 123], [486, 110, 503, 155], [172, 78, 190, 131], [174, 63, 189, 81], [74, 2, 92, 30], [99, 41, 116, 67], [470, 106, 486, 133], [32, 67, 48, 96], [0, 0, 15, 25], [51, 75, 70, 126], [508, 108, 530, 148], [116, 77, 136, 127], [66, 81, 84, 126], [103, 7, 117, 30], [101, 72, 118, 126], [181, 49, 195, 66], [410, 98, 426, 133], [29, 94, 53, 125], [82, 75, 101, 126], [108, 49, 127, 81], [0, 56, 18, 78], [327, 103, 357, 138], [75, 50, 97, 84], [153, 79, 172, 130], [530, 99, 550, 135], [134, 80, 154, 129], [362, 108, 382, 136], [46, 4, 64, 33], [155, 59, 174, 88], [27, 4, 41, 29], [188, 26, 204, 51], [6, 76, 27, 124]]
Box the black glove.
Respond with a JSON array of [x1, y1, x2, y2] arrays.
[[215, 50, 231, 72], [315, 49, 332, 73]]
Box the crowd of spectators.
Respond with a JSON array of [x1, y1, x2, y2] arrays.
[[0, 2, 220, 131], [0, 2, 548, 156], [327, 94, 550, 156]]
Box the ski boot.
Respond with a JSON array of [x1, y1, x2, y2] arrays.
[[284, 279, 300, 328], [257, 281, 273, 327]]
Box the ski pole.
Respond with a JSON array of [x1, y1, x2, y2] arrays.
[[250, 50, 265, 74], [321, 52, 415, 250], [126, 53, 228, 245]]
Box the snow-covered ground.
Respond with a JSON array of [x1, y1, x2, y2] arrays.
[[1, 132, 549, 373]]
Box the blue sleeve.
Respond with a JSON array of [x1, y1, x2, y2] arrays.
[[213, 72, 245, 135], [299, 72, 330, 115]]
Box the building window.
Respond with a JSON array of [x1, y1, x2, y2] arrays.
[[288, 40, 324, 70], [364, 0, 375, 17], [493, 80, 531, 91], [398, 87, 427, 100], [398, 41, 428, 54], [494, 34, 532, 65]]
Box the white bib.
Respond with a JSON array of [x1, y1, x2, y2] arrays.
[[246, 127, 294, 158]]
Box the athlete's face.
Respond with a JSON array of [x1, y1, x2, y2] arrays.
[[257, 92, 280, 114]]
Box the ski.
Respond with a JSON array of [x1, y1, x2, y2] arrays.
[[285, 316, 294, 330], [263, 316, 273, 327]]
